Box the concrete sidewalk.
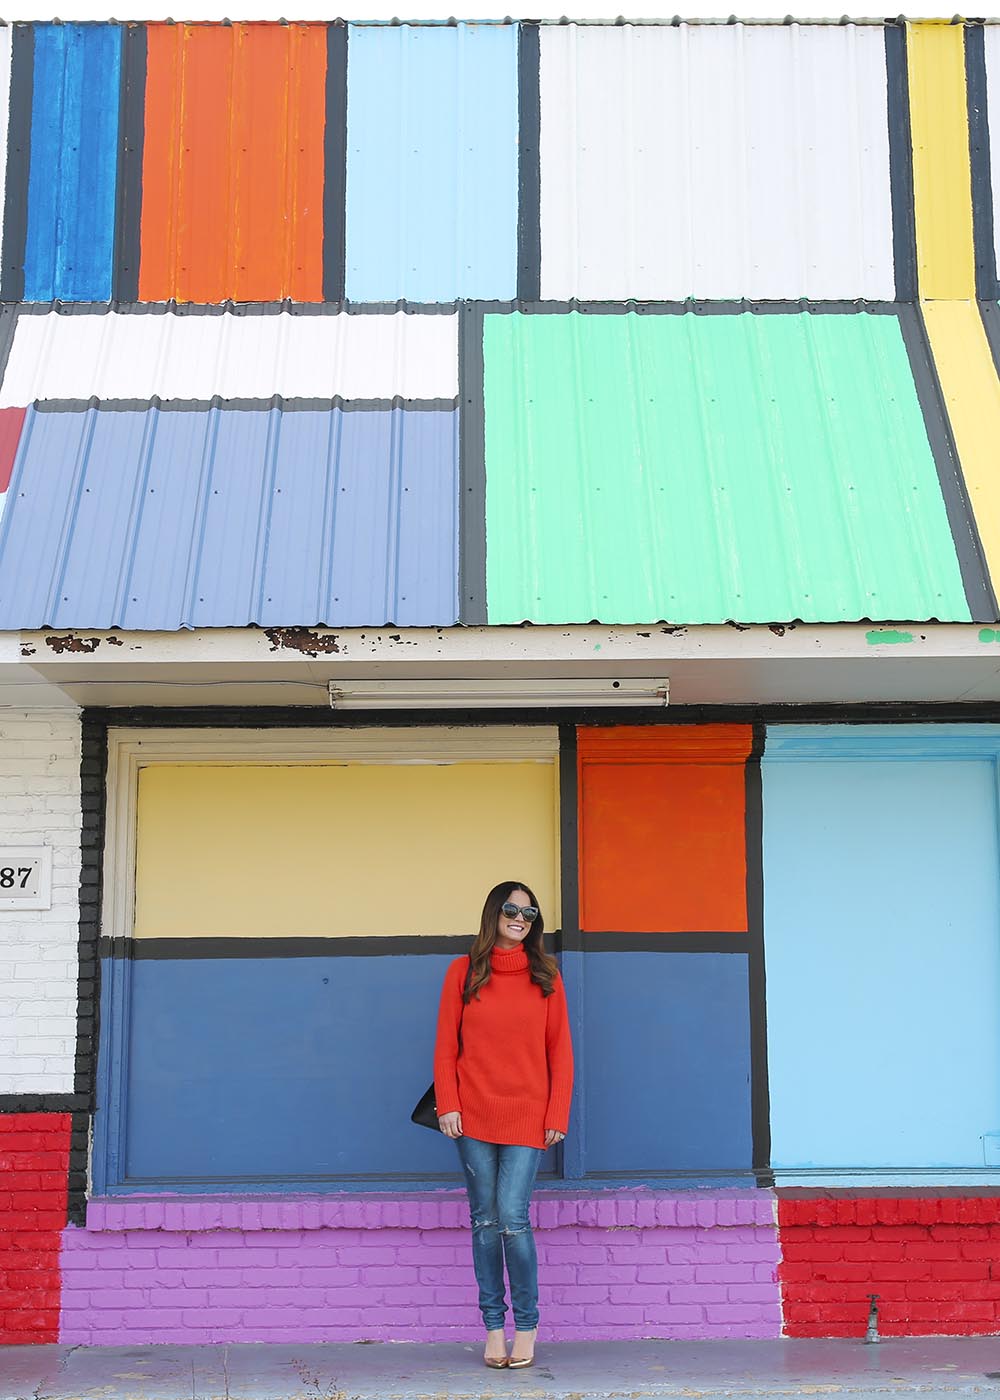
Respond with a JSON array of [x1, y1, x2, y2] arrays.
[[3, 1337, 1000, 1400]]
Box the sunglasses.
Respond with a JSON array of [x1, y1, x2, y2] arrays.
[[501, 902, 539, 923]]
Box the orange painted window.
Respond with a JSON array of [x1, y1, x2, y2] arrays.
[[577, 726, 754, 934], [139, 23, 327, 304]]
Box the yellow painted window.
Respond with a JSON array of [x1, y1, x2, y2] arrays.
[[134, 760, 560, 938]]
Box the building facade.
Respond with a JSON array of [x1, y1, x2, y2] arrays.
[[3, 15, 1000, 1345]]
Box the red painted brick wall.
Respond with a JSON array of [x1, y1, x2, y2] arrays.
[[0, 1113, 70, 1343], [778, 1196, 1000, 1338]]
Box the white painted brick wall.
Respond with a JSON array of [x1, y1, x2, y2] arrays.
[[0, 709, 82, 1093]]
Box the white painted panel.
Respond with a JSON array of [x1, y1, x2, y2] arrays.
[[539, 23, 895, 300], [0, 311, 459, 405], [0, 27, 11, 267], [985, 27, 1000, 285]]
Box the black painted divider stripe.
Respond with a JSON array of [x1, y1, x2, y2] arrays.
[[562, 931, 751, 953], [100, 931, 752, 959], [113, 23, 147, 304], [745, 721, 772, 1187], [82, 701, 1000, 732], [458, 302, 487, 624], [966, 24, 999, 302], [68, 718, 107, 1225], [32, 396, 459, 415], [885, 22, 918, 304], [323, 22, 348, 304], [516, 23, 541, 303], [897, 301, 998, 624], [1, 24, 33, 304]]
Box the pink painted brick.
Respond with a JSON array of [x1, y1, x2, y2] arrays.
[[609, 1245, 666, 1264], [669, 1284, 728, 1303], [337, 1247, 397, 1266], [577, 1265, 642, 1284], [240, 1268, 301, 1288], [60, 1192, 782, 1345]]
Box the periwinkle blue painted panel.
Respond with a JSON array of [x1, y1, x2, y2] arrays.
[[25, 24, 121, 301], [345, 23, 519, 300], [0, 407, 458, 629], [762, 736, 1000, 1172], [568, 950, 753, 1175]]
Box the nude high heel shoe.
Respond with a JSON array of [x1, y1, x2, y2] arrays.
[[508, 1328, 537, 1368]]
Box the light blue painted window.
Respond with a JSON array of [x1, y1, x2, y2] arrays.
[[345, 23, 519, 301], [763, 725, 1000, 1178]]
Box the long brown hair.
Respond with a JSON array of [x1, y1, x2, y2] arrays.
[[465, 880, 558, 1002]]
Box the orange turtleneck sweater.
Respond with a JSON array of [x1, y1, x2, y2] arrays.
[[433, 945, 574, 1150]]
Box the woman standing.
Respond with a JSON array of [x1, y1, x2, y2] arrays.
[[433, 880, 574, 1370]]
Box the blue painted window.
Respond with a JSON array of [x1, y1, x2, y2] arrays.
[[24, 24, 122, 302], [345, 23, 519, 301], [763, 725, 1000, 1180]]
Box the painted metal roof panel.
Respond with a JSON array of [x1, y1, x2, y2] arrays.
[[0, 406, 458, 630], [0, 309, 458, 405], [984, 26, 1000, 287], [539, 23, 895, 300], [345, 22, 519, 301], [139, 23, 328, 303], [24, 24, 121, 302], [482, 309, 971, 625]]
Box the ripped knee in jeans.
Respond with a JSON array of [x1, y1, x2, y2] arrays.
[[471, 1212, 499, 1233], [499, 1221, 531, 1237]]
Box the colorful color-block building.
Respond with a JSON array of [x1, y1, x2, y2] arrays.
[[4, 14, 1000, 1346]]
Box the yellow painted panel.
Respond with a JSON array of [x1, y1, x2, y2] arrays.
[[134, 761, 560, 937], [923, 299, 1000, 581], [907, 21, 976, 300]]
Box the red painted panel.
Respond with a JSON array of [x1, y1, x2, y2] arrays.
[[778, 1196, 1000, 1337], [0, 408, 26, 494], [577, 726, 753, 934], [0, 1113, 70, 1343]]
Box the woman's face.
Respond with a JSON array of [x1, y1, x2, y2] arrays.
[[495, 888, 535, 949]]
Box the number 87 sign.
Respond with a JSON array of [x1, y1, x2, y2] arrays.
[[0, 847, 52, 910]]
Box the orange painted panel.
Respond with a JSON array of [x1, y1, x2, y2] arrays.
[[139, 23, 327, 303], [578, 726, 753, 934]]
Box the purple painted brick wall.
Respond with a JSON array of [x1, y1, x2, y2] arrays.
[[59, 1191, 782, 1344]]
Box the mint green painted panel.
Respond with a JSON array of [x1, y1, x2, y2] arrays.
[[483, 312, 971, 625]]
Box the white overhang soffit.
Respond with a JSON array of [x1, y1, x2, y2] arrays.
[[4, 624, 1000, 709]]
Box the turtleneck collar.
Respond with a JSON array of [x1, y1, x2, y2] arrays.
[[490, 944, 529, 974]]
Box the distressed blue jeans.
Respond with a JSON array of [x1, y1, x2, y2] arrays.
[[456, 1136, 543, 1332]]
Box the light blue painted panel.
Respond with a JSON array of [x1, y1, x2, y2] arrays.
[[568, 950, 753, 1176], [763, 738, 1000, 1171], [24, 24, 121, 302], [345, 23, 519, 300], [0, 407, 459, 630]]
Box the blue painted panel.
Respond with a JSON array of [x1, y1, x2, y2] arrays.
[[762, 741, 1000, 1171], [568, 950, 753, 1174], [24, 24, 121, 301], [115, 953, 518, 1183], [345, 23, 518, 300], [0, 407, 459, 630]]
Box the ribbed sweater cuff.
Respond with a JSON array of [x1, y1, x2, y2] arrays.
[[544, 1088, 573, 1135]]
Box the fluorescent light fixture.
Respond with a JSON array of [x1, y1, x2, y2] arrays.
[[328, 678, 669, 709]]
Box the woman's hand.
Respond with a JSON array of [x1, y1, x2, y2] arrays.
[[438, 1112, 463, 1138], [544, 1129, 565, 1148]]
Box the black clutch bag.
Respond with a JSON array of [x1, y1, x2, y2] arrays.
[[411, 1083, 442, 1132], [412, 958, 470, 1132]]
